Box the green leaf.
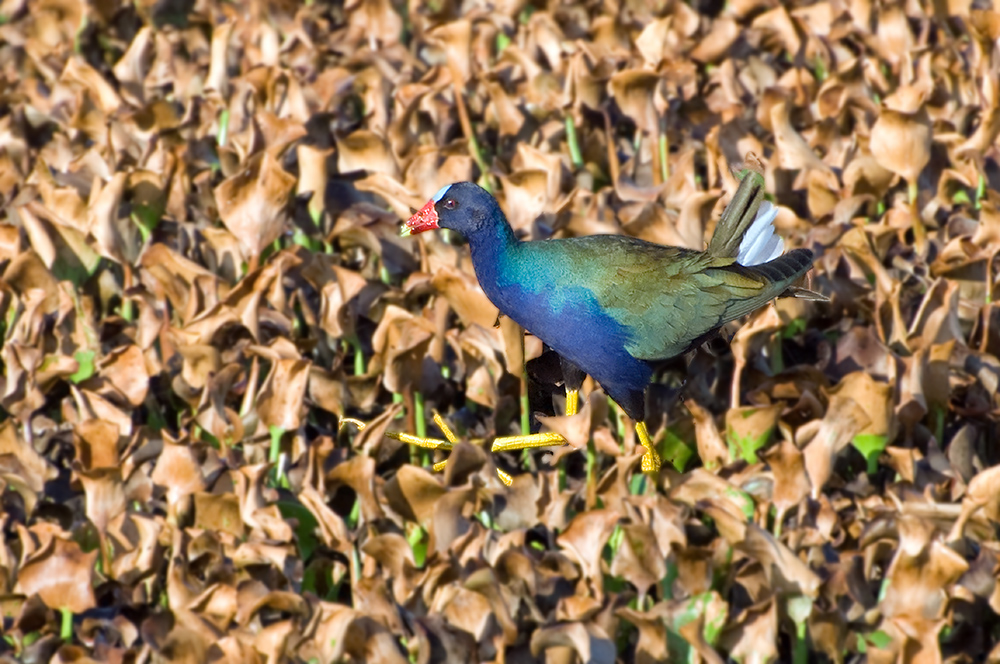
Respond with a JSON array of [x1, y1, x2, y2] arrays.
[[867, 630, 892, 649], [672, 592, 711, 629], [782, 317, 808, 338], [70, 350, 96, 384], [662, 428, 694, 471], [813, 55, 827, 81], [703, 606, 725, 646], [47, 228, 101, 286], [723, 487, 756, 521], [407, 525, 427, 568], [727, 429, 772, 464], [725, 407, 779, 464], [291, 227, 321, 251], [660, 560, 677, 600], [852, 433, 887, 474], [476, 509, 496, 530], [277, 501, 320, 561], [606, 524, 624, 559]]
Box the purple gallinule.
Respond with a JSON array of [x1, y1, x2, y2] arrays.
[[392, 164, 814, 481]]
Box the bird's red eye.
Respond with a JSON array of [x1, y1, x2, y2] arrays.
[[443, 198, 457, 210]]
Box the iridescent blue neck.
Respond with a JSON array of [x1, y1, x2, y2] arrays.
[[462, 206, 520, 300]]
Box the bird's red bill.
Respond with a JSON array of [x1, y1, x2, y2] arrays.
[[402, 200, 439, 236]]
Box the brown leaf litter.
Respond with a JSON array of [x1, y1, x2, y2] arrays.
[[0, 0, 998, 661]]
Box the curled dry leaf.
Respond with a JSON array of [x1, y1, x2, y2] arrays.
[[14, 537, 97, 614], [257, 358, 311, 431], [530, 621, 616, 664], [870, 108, 933, 184], [214, 151, 297, 262], [558, 509, 621, 599]]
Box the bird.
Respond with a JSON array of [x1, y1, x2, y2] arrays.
[[393, 163, 814, 479]]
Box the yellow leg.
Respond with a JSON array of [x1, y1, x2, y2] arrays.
[[635, 421, 662, 474], [565, 389, 579, 416]]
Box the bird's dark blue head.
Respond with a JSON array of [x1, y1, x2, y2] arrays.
[[402, 182, 501, 238]]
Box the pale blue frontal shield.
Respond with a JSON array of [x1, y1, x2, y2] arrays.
[[432, 184, 452, 203]]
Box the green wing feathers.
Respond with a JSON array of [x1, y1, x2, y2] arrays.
[[603, 248, 813, 361]]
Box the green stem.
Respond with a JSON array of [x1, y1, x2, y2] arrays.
[[565, 115, 584, 170], [866, 453, 879, 476], [659, 123, 669, 182], [793, 621, 808, 664], [414, 390, 426, 440], [586, 438, 596, 487], [469, 134, 493, 194], [770, 334, 784, 374], [520, 385, 530, 436], [269, 426, 288, 487], [351, 543, 361, 583], [976, 173, 986, 210], [73, 14, 88, 54], [218, 108, 230, 147], [269, 425, 283, 465], [609, 397, 625, 442], [520, 367, 533, 469], [934, 405, 945, 446], [120, 263, 135, 322], [347, 497, 360, 530], [353, 339, 365, 376], [786, 595, 813, 664], [60, 607, 73, 642]]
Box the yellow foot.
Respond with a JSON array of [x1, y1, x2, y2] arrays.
[[635, 421, 662, 474], [378, 389, 657, 486], [383, 411, 515, 486], [490, 388, 578, 453]]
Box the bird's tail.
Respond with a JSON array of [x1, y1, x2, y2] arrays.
[[736, 200, 783, 266], [708, 163, 770, 260], [708, 159, 787, 266], [711, 154, 821, 302], [721, 248, 815, 321], [745, 247, 814, 285]]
